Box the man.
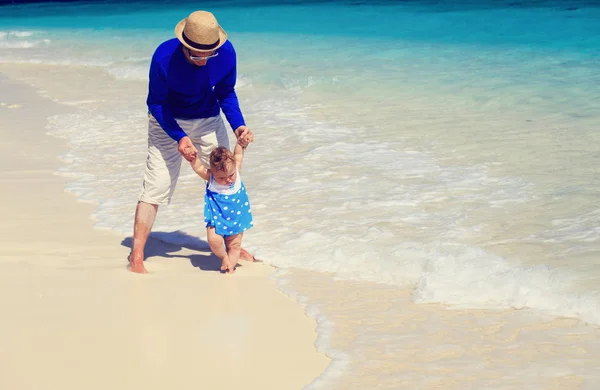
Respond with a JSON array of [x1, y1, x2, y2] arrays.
[[129, 10, 255, 274]]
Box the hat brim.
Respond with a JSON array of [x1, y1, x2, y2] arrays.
[[175, 18, 228, 52]]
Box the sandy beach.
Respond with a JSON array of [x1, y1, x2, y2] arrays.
[[2, 18, 600, 386], [0, 72, 328, 389]]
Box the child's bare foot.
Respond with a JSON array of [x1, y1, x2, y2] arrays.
[[221, 256, 233, 273], [227, 261, 237, 274], [128, 252, 148, 274]]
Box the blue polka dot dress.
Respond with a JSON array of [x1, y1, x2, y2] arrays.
[[204, 169, 253, 236]]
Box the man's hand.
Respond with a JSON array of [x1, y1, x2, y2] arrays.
[[234, 126, 254, 148], [178, 136, 198, 162]]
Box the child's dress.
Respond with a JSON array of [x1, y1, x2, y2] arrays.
[[204, 169, 253, 236]]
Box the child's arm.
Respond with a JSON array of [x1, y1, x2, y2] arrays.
[[190, 157, 210, 181], [234, 142, 245, 171]]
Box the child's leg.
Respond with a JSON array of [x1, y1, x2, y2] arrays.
[[207, 227, 230, 271], [224, 233, 243, 273]]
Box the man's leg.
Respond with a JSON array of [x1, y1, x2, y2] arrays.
[[190, 115, 230, 168], [128, 202, 158, 274], [129, 116, 183, 273]]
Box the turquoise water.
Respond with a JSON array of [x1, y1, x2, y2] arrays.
[[2, 0, 600, 386]]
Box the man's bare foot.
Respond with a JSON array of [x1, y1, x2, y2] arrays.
[[128, 252, 148, 274], [240, 248, 255, 262]]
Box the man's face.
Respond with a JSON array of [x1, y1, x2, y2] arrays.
[[185, 47, 218, 66]]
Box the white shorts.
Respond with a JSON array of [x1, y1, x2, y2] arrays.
[[138, 114, 230, 205]]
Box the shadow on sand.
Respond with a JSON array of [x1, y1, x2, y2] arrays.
[[121, 231, 241, 272]]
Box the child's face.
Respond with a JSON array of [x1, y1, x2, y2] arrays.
[[212, 162, 237, 186]]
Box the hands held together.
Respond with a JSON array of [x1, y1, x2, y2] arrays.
[[234, 125, 254, 149], [178, 136, 198, 162], [178, 126, 254, 162]]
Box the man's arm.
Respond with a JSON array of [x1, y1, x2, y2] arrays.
[[146, 58, 188, 142], [213, 48, 246, 132]]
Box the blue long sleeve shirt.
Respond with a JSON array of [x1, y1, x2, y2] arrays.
[[146, 38, 246, 142]]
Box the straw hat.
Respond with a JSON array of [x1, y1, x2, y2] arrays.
[[175, 11, 228, 52]]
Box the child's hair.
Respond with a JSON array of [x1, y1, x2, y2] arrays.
[[209, 146, 235, 172]]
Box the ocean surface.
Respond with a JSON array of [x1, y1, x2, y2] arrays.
[[1, 0, 600, 387]]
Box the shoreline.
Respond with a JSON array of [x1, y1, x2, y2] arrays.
[[278, 268, 600, 389], [0, 69, 329, 389]]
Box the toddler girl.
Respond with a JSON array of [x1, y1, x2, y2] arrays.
[[190, 143, 253, 273]]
